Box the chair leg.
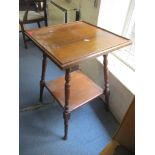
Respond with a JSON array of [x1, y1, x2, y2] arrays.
[[20, 23, 27, 49], [45, 19, 48, 26], [39, 53, 47, 102], [37, 21, 41, 28]]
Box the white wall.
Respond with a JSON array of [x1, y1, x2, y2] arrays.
[[98, 0, 131, 35], [80, 58, 134, 123], [79, 0, 134, 122]]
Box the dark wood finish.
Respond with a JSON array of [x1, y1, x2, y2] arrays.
[[20, 21, 28, 48], [19, 0, 48, 49], [25, 21, 132, 69], [65, 12, 67, 23], [103, 55, 110, 110], [45, 71, 103, 111], [76, 10, 80, 21], [20, 0, 37, 11], [25, 21, 131, 139], [39, 53, 47, 102], [63, 68, 71, 140], [37, 21, 41, 28]]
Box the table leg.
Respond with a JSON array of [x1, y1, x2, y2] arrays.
[[20, 23, 27, 49], [63, 68, 71, 140], [65, 11, 67, 23], [39, 53, 47, 102], [37, 21, 41, 28], [76, 10, 80, 21], [103, 54, 110, 110]]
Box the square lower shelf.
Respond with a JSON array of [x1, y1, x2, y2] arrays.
[[45, 70, 103, 111]]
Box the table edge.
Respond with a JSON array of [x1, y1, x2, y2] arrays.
[[25, 21, 132, 70]]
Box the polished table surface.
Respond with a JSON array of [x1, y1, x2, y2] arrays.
[[25, 21, 131, 69], [25, 21, 131, 140]]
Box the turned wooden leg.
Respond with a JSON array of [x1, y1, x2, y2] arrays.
[[103, 54, 110, 110], [39, 53, 47, 102], [63, 68, 71, 140]]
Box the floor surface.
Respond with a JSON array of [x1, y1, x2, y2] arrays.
[[19, 26, 118, 155]]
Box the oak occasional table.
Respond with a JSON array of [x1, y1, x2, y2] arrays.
[[25, 21, 131, 140]]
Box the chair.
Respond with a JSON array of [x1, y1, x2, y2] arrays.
[[19, 0, 48, 48], [100, 97, 135, 155]]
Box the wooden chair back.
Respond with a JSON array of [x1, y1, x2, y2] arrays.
[[19, 0, 48, 49], [32, 0, 46, 12]]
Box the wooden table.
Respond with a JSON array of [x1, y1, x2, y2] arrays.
[[25, 21, 131, 140]]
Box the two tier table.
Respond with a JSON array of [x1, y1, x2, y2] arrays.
[[25, 21, 131, 140]]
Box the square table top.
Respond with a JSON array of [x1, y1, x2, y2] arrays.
[[25, 21, 131, 69]]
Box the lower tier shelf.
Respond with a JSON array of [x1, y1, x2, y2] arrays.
[[45, 70, 103, 111]]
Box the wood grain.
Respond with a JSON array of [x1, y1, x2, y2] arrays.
[[45, 70, 103, 111], [25, 21, 131, 69]]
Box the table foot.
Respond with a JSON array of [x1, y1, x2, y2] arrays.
[[39, 81, 45, 102], [63, 112, 70, 140], [104, 90, 110, 111]]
